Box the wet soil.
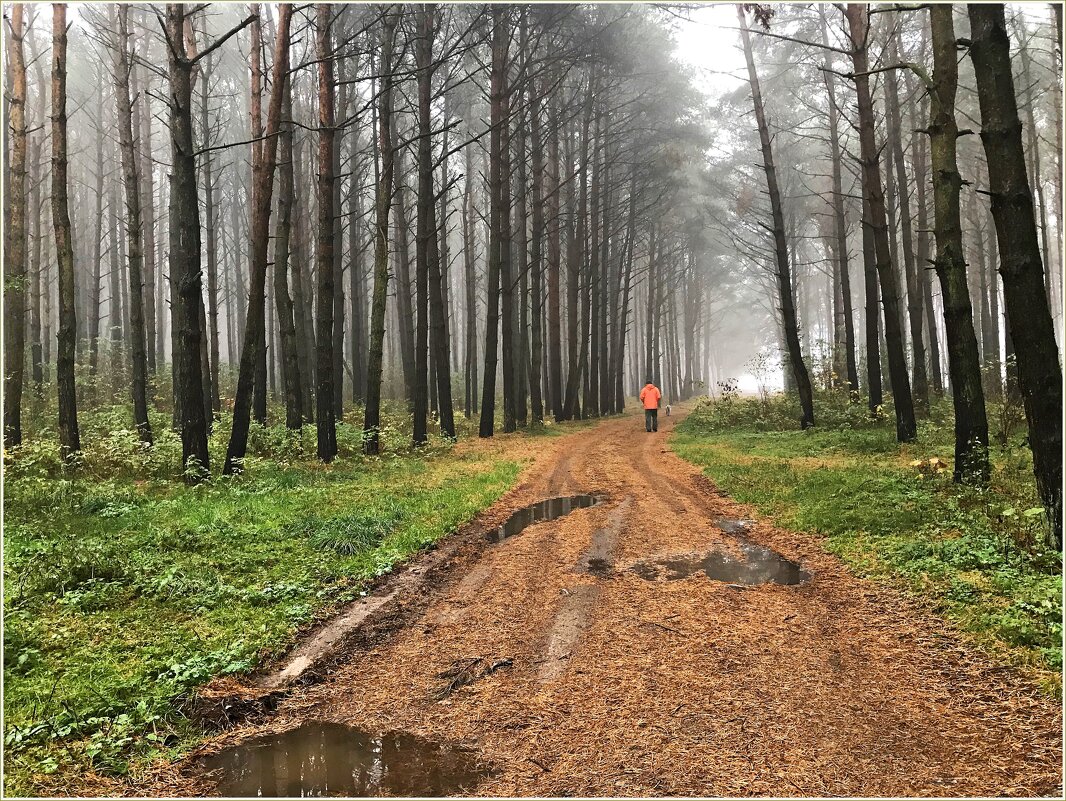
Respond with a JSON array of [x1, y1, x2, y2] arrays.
[[152, 410, 1059, 798]]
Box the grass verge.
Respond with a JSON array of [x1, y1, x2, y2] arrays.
[[672, 391, 1061, 693]]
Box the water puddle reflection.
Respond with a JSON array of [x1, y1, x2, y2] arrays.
[[488, 495, 603, 543], [631, 542, 808, 586], [198, 722, 493, 797]]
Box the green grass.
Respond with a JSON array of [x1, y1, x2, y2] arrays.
[[3, 398, 532, 794], [672, 391, 1062, 690]]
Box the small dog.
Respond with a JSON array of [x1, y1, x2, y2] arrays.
[[666, 404, 672, 417]]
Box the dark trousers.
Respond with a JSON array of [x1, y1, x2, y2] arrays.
[[645, 409, 658, 432]]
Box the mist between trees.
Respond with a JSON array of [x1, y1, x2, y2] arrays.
[[2, 2, 1062, 542]]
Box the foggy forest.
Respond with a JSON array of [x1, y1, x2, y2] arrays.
[[3, 2, 1064, 798]]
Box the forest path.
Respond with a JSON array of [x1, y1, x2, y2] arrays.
[[178, 409, 1060, 797]]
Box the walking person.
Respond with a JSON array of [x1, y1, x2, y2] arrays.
[[640, 379, 662, 432]]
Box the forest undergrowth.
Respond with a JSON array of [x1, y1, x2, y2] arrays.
[[1, 385, 576, 794], [673, 388, 1062, 692]]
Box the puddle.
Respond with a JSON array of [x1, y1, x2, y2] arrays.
[[488, 494, 603, 542], [198, 722, 493, 797], [631, 542, 809, 586]]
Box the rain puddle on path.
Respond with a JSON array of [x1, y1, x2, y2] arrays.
[[487, 494, 603, 543], [631, 542, 809, 586], [198, 722, 493, 797]]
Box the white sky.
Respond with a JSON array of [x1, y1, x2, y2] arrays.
[[671, 2, 748, 100]]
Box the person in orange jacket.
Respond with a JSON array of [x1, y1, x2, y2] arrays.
[[639, 379, 662, 432]]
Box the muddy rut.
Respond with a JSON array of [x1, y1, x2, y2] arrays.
[[170, 411, 1061, 797]]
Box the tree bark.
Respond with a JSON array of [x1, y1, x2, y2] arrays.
[[165, 3, 211, 479], [314, 3, 338, 461], [911, 91, 945, 397], [29, 131, 44, 396], [845, 3, 916, 442], [350, 147, 367, 406], [224, 4, 291, 471], [418, 6, 455, 440], [113, 4, 153, 444], [739, 5, 814, 428], [394, 152, 417, 403], [52, 3, 80, 459], [199, 58, 221, 417], [363, 7, 399, 455], [968, 3, 1063, 544], [414, 5, 433, 445], [480, 7, 511, 438], [135, 41, 158, 376], [546, 78, 564, 422], [885, 25, 929, 413], [4, 4, 27, 447], [462, 132, 478, 418], [290, 128, 316, 422], [275, 41, 302, 430], [925, 5, 989, 484], [861, 195, 884, 413]]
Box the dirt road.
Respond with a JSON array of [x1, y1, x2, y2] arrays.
[[178, 411, 1061, 797]]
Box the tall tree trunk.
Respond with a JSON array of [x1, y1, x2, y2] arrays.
[[275, 58, 302, 430], [113, 5, 153, 444], [332, 50, 348, 421], [413, 5, 433, 446], [108, 181, 124, 388], [88, 137, 104, 380], [968, 3, 1063, 544], [136, 52, 158, 375], [314, 3, 338, 461], [29, 133, 44, 396], [363, 8, 399, 455], [290, 130, 315, 422], [418, 7, 455, 439], [846, 3, 916, 442], [862, 196, 884, 413], [4, 4, 27, 447], [561, 95, 588, 422], [546, 79, 564, 422], [52, 3, 80, 459], [586, 91, 602, 416], [886, 27, 929, 413], [613, 173, 638, 413], [350, 150, 367, 406], [924, 6, 990, 483], [980, 195, 1003, 398], [597, 116, 613, 413], [462, 134, 478, 418], [165, 4, 215, 477], [200, 60, 221, 417], [911, 92, 945, 396], [969, 186, 998, 400], [394, 153, 416, 403], [739, 5, 814, 428], [1014, 19, 1055, 318], [514, 17, 531, 427], [224, 4, 291, 472], [480, 7, 510, 438]]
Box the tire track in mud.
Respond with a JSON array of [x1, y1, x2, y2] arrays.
[[538, 496, 632, 683]]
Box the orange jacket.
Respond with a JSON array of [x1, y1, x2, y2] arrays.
[[640, 384, 661, 410]]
